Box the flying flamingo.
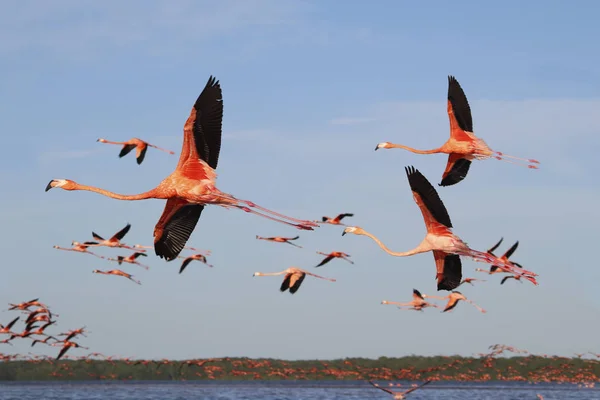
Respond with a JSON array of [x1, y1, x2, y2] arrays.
[[108, 252, 149, 270], [320, 213, 354, 225], [177, 253, 213, 274], [427, 291, 487, 313], [46, 76, 317, 261], [0, 317, 20, 334], [374, 76, 539, 186], [315, 251, 353, 267], [97, 137, 175, 165], [381, 289, 440, 312], [53, 241, 105, 259], [52, 340, 89, 360], [89, 223, 138, 250], [368, 380, 432, 399], [255, 235, 302, 248], [475, 238, 525, 276], [252, 267, 336, 294], [133, 244, 211, 255], [500, 275, 524, 285], [458, 277, 486, 287], [341, 166, 537, 290], [92, 269, 141, 285]]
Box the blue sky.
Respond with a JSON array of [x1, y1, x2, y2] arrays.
[[1, 0, 599, 361]]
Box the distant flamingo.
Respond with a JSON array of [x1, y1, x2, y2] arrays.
[[342, 166, 537, 290], [90, 223, 138, 250], [375, 76, 539, 186], [368, 380, 432, 399], [108, 252, 149, 270], [52, 340, 89, 360], [458, 277, 486, 287], [0, 317, 19, 334], [92, 269, 141, 285], [53, 241, 105, 259], [46, 76, 317, 261], [500, 275, 523, 285], [315, 251, 353, 267], [255, 235, 302, 248], [475, 238, 523, 276], [177, 253, 213, 274], [320, 213, 354, 225], [97, 137, 175, 165], [253, 267, 336, 294], [427, 291, 486, 313], [381, 289, 440, 312], [133, 244, 211, 255]]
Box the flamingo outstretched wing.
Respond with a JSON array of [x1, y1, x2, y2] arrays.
[[433, 251, 462, 291], [154, 199, 204, 261], [440, 154, 472, 187], [405, 166, 453, 229]]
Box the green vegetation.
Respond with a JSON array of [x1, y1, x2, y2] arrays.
[[0, 355, 598, 382]]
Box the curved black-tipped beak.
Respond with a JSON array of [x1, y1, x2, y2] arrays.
[[45, 180, 54, 192], [374, 145, 379, 151], [341, 231, 347, 236]]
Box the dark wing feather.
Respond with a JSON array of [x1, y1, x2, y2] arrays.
[[405, 166, 453, 228], [179, 257, 194, 274], [116, 256, 124, 265], [280, 273, 292, 292], [512, 262, 524, 269], [437, 254, 462, 291], [288, 273, 306, 294], [500, 276, 511, 285], [83, 241, 98, 246], [119, 144, 136, 158], [133, 252, 147, 259], [337, 213, 354, 220], [56, 346, 70, 360], [439, 158, 471, 187], [448, 76, 473, 132], [155, 205, 204, 261], [192, 76, 224, 170], [136, 145, 148, 165], [487, 237, 504, 255], [315, 255, 334, 267], [503, 241, 519, 259], [443, 298, 460, 312], [413, 289, 424, 300], [91, 232, 104, 241], [5, 317, 20, 330], [112, 223, 131, 241]]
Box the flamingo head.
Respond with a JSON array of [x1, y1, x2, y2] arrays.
[[97, 138, 106, 142], [52, 245, 59, 249], [92, 270, 101, 274], [45, 179, 75, 192], [375, 142, 391, 151], [341, 226, 364, 236], [253, 272, 262, 277], [71, 241, 80, 246], [381, 300, 389, 305]]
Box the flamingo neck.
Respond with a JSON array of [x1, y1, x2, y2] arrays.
[[387, 143, 442, 154], [73, 183, 160, 200], [361, 231, 427, 257]]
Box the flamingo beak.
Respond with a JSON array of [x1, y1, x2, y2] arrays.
[[341, 231, 346, 236], [374, 145, 379, 151], [45, 180, 55, 192]]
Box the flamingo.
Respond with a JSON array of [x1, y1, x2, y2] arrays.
[[97, 137, 175, 165], [315, 251, 353, 267], [92, 269, 141, 285], [7, 298, 40, 311], [255, 235, 302, 248], [177, 253, 213, 274], [427, 291, 487, 313], [458, 277, 486, 287], [46, 76, 317, 261], [368, 380, 432, 399], [500, 275, 523, 285], [89, 223, 138, 250], [0, 317, 20, 334], [252, 267, 336, 294], [53, 241, 106, 259], [341, 166, 537, 291], [31, 336, 58, 347], [320, 213, 354, 225], [375, 76, 539, 186], [381, 289, 440, 312], [52, 340, 89, 360], [107, 252, 150, 270], [475, 238, 523, 276]]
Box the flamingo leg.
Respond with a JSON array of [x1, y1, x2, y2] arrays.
[[458, 248, 538, 278], [238, 199, 319, 228], [286, 241, 302, 248], [494, 152, 539, 169], [234, 205, 314, 230]]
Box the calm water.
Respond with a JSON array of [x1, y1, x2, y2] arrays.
[[0, 381, 597, 400]]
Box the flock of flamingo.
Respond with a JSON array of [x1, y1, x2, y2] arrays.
[[2, 74, 553, 396]]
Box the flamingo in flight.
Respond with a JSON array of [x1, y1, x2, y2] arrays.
[[426, 291, 487, 313], [97, 137, 175, 165], [368, 380, 432, 399], [0, 317, 20, 334], [92, 269, 141, 285], [458, 277, 486, 287], [253, 267, 336, 294], [53, 241, 105, 259], [177, 253, 213, 274], [315, 251, 353, 267], [46, 76, 317, 261], [381, 289, 440, 312], [89, 223, 139, 250], [341, 166, 538, 291], [475, 238, 524, 276], [320, 213, 354, 225], [255, 235, 302, 248], [375, 76, 539, 186], [107, 251, 149, 270], [133, 244, 211, 255]]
